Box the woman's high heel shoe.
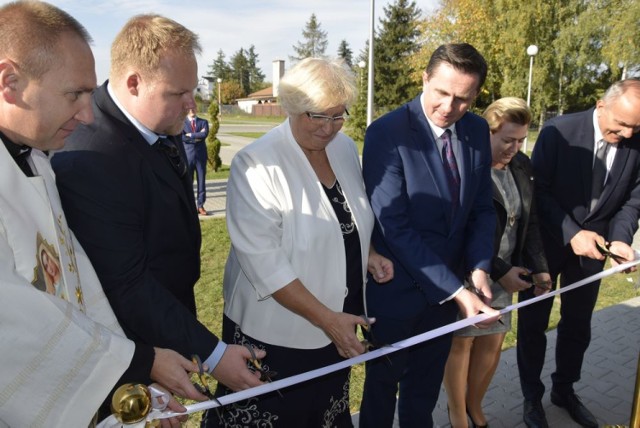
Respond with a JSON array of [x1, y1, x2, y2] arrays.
[[466, 408, 488, 428]]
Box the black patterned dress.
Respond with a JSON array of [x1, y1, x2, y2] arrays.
[[201, 179, 362, 428]]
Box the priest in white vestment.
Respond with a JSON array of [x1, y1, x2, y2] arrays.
[[0, 2, 206, 426]]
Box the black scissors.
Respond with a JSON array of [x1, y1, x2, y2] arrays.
[[596, 241, 627, 264], [360, 315, 394, 366]]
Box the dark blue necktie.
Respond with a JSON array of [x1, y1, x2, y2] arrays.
[[441, 129, 460, 214], [155, 137, 187, 178]]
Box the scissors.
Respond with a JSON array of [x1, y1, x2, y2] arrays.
[[243, 344, 282, 398], [191, 355, 223, 406], [596, 241, 627, 265], [359, 315, 394, 366]]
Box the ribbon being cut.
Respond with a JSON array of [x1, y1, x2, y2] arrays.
[[99, 255, 640, 427]]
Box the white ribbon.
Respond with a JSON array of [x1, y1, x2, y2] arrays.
[[104, 256, 640, 426]]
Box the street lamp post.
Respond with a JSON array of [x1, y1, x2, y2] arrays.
[[526, 45, 538, 107], [366, 0, 375, 126], [217, 77, 222, 118], [524, 44, 538, 152], [358, 60, 366, 90]]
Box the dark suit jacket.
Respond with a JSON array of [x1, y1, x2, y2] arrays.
[[52, 82, 218, 359], [490, 152, 548, 281], [362, 95, 496, 320], [181, 116, 209, 144], [532, 108, 640, 272]]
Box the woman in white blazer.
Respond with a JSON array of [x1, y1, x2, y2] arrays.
[[202, 58, 393, 427]]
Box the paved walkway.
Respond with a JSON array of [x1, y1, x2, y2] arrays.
[[351, 295, 640, 427], [198, 179, 227, 218], [196, 178, 639, 427]]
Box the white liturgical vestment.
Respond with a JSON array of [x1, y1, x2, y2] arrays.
[[0, 141, 134, 427]]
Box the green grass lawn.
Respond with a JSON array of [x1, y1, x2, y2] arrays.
[[226, 132, 265, 139], [190, 217, 638, 424], [218, 115, 284, 125], [205, 164, 230, 180]]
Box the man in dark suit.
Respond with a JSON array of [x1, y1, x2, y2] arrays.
[[182, 108, 209, 216], [518, 79, 640, 428], [0, 3, 206, 424], [360, 43, 499, 428], [52, 14, 264, 394]]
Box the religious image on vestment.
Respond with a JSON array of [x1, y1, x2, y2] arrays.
[[31, 232, 64, 299]]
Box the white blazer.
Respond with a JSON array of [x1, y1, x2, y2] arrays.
[[0, 142, 134, 427], [224, 120, 374, 348]]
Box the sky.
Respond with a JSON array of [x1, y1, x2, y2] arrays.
[[1, 0, 439, 84]]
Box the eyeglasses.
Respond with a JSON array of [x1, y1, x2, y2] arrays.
[[155, 137, 187, 178], [305, 109, 350, 126]]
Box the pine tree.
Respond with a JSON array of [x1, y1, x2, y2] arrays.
[[345, 48, 369, 143], [230, 48, 250, 97], [290, 13, 328, 62], [206, 102, 222, 172], [374, 0, 422, 111], [247, 45, 266, 93], [337, 40, 354, 68], [208, 49, 232, 81]]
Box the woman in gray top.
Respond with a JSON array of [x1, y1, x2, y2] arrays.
[[443, 97, 551, 428]]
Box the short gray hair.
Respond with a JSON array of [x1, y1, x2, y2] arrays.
[[278, 58, 357, 115], [602, 78, 640, 103]]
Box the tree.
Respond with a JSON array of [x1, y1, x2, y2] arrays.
[[337, 39, 353, 68], [206, 102, 222, 171], [603, 0, 640, 78], [412, 0, 640, 123], [219, 80, 244, 105], [373, 0, 422, 112], [345, 49, 369, 142], [290, 13, 328, 62], [230, 48, 250, 97], [247, 45, 266, 93], [208, 49, 232, 81]]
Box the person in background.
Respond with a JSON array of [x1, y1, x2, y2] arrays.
[[182, 107, 210, 216], [443, 97, 551, 428], [518, 78, 640, 428], [52, 13, 265, 400], [359, 43, 500, 428], [202, 57, 393, 428], [0, 2, 206, 426]]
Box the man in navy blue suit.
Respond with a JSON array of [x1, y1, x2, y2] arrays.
[[518, 79, 640, 428], [182, 108, 209, 215], [360, 43, 499, 428]]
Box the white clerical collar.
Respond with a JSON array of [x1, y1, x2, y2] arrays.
[[107, 82, 158, 146]]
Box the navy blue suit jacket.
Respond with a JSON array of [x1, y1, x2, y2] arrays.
[[531, 108, 640, 270], [52, 83, 218, 360], [363, 95, 495, 320], [181, 116, 209, 145]]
